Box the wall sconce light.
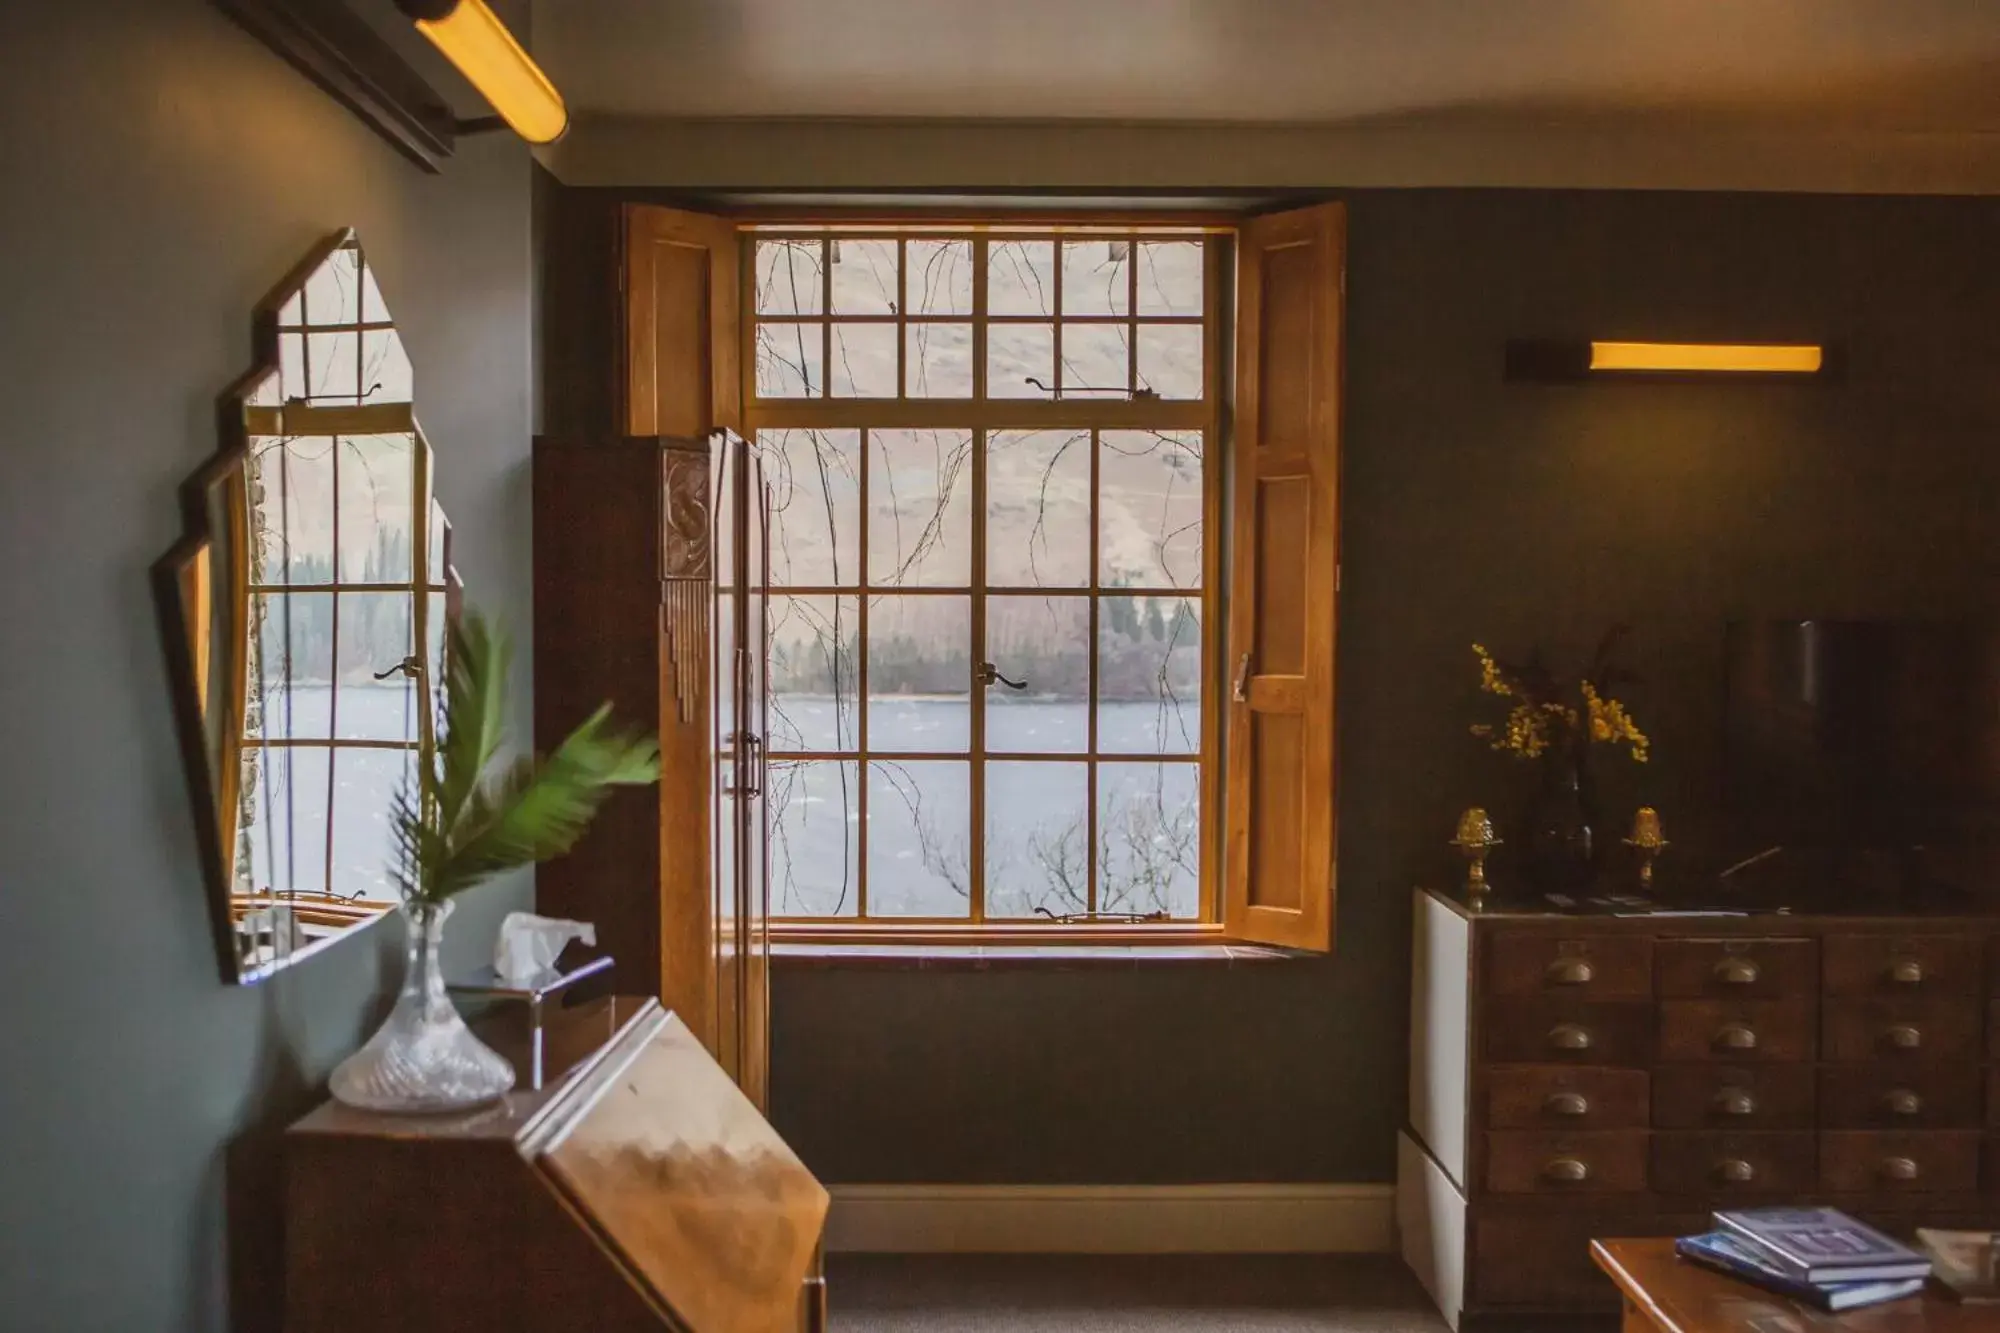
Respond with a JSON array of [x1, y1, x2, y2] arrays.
[[1506, 339, 1841, 383], [395, 0, 568, 145], [217, 0, 564, 172]]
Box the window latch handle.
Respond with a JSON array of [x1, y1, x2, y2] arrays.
[[1232, 653, 1253, 703], [978, 661, 1028, 691]]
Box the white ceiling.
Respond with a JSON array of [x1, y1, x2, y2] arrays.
[[534, 0, 2000, 130]]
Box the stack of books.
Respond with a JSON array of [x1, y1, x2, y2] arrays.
[[1675, 1206, 1931, 1312]]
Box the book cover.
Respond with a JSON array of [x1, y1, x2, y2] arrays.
[[1713, 1206, 1931, 1283], [1917, 1229, 2000, 1303], [1677, 1232, 1927, 1313]]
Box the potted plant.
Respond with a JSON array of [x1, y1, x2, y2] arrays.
[[329, 610, 659, 1113]]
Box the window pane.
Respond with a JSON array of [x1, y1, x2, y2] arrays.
[[829, 238, 897, 315], [250, 437, 335, 585], [252, 591, 334, 738], [867, 760, 969, 918], [1061, 239, 1130, 316], [985, 595, 1089, 754], [1098, 595, 1202, 755], [868, 429, 971, 587], [424, 589, 446, 729], [1136, 241, 1204, 316], [756, 240, 824, 315], [906, 239, 973, 316], [830, 323, 897, 398], [1096, 761, 1200, 919], [985, 761, 1089, 918], [1100, 430, 1203, 589], [765, 428, 859, 588], [336, 434, 415, 582], [244, 744, 330, 895], [303, 330, 360, 402], [427, 493, 449, 584], [335, 592, 416, 741], [756, 323, 823, 398], [769, 594, 858, 752], [331, 747, 410, 902], [1136, 323, 1204, 400], [302, 246, 361, 326], [988, 240, 1055, 316], [361, 330, 413, 404], [866, 594, 970, 752], [905, 323, 972, 397], [770, 760, 859, 916], [1059, 322, 1132, 397], [986, 428, 1090, 588], [987, 322, 1053, 399]]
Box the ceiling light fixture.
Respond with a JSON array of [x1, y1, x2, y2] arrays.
[[394, 0, 569, 145]]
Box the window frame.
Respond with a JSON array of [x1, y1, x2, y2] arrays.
[[741, 223, 1230, 943]]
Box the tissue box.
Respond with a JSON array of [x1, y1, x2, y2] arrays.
[[447, 954, 614, 1089]]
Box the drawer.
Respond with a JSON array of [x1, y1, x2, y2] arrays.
[[1656, 938, 1815, 999], [1820, 1064, 1982, 1129], [1822, 997, 1980, 1062], [1657, 1000, 1815, 1063], [1485, 1066, 1649, 1129], [1824, 934, 1982, 996], [1485, 933, 1652, 999], [1651, 1064, 1815, 1130], [1483, 1130, 1649, 1195], [1470, 1209, 1703, 1308], [1820, 1130, 1981, 1194], [1482, 999, 1653, 1065], [1652, 1131, 1817, 1196]]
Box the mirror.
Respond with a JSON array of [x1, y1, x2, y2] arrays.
[[156, 230, 458, 983]]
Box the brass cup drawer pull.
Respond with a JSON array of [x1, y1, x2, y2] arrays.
[[1713, 1087, 1759, 1117], [1887, 958, 1925, 986], [1545, 958, 1595, 986], [1879, 1156, 1920, 1182], [1714, 1158, 1757, 1184], [1884, 1024, 1923, 1051], [1547, 1023, 1594, 1052], [1542, 1157, 1590, 1184], [1884, 1088, 1924, 1117], [1543, 1091, 1591, 1117], [1713, 1023, 1759, 1052], [1712, 957, 1761, 986]]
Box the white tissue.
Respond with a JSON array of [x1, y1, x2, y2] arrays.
[[494, 911, 597, 985]]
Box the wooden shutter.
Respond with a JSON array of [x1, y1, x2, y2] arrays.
[[1224, 202, 1345, 952], [623, 204, 741, 436]]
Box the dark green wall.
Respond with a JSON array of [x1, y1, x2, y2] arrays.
[[0, 2, 534, 1328], [763, 190, 2000, 1184]]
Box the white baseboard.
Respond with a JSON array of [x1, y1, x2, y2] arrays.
[[825, 1183, 1396, 1255]]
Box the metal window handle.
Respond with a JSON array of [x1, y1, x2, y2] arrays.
[[1543, 1091, 1590, 1117], [1885, 1024, 1922, 1051], [1885, 1088, 1924, 1117], [1879, 1156, 1920, 1182], [1714, 1023, 1759, 1051], [1714, 1087, 1758, 1117], [978, 662, 1028, 691], [1715, 1158, 1757, 1184], [1548, 1023, 1593, 1052], [1232, 653, 1253, 703], [1713, 957, 1761, 986], [1542, 1157, 1590, 1184], [1545, 958, 1595, 986], [1888, 958, 1925, 985]]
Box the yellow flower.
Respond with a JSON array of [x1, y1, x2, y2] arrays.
[[1471, 644, 1512, 697]]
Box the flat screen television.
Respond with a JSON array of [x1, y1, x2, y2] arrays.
[[1724, 620, 2000, 853]]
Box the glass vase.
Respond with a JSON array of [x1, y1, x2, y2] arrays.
[[328, 899, 516, 1114], [1519, 749, 1601, 891]]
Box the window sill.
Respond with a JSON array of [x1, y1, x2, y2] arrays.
[[769, 940, 1304, 971]]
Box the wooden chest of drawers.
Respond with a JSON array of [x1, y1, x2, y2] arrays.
[[1397, 889, 2000, 1331]]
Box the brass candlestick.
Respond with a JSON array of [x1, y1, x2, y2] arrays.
[[1625, 807, 1669, 888], [1451, 807, 1502, 907]]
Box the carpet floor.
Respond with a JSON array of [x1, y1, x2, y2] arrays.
[[824, 1255, 1451, 1332]]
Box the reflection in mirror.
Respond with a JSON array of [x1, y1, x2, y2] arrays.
[[155, 230, 457, 983]]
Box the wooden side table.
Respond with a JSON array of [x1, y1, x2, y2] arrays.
[[1592, 1238, 1998, 1332]]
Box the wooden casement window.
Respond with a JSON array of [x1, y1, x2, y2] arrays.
[[624, 203, 1343, 952]]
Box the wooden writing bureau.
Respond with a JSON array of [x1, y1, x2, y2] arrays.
[[286, 996, 828, 1333], [1399, 884, 2000, 1330]]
